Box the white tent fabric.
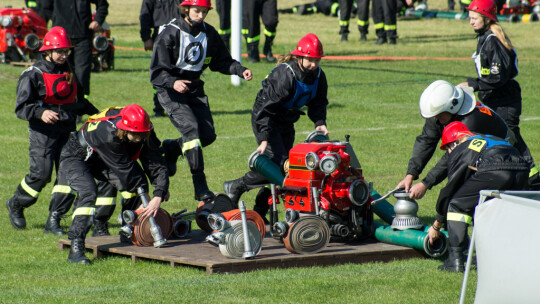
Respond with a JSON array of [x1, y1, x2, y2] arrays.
[[473, 191, 540, 304]]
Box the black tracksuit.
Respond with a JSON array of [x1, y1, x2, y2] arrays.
[[407, 102, 508, 189], [466, 29, 535, 171], [10, 58, 98, 217], [59, 108, 168, 240], [435, 135, 529, 248], [150, 16, 248, 200], [42, 0, 109, 96]]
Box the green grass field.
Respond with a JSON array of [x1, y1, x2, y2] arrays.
[[1, 0, 539, 302]]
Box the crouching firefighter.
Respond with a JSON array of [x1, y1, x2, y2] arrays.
[[427, 122, 529, 272], [55, 105, 169, 264]]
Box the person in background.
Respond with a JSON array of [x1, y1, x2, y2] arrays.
[[372, 0, 397, 44], [215, 0, 231, 49], [242, 0, 278, 63], [278, 0, 340, 17], [338, 0, 369, 42], [428, 122, 528, 272], [459, 0, 540, 189], [139, 0, 182, 117], [150, 0, 252, 205], [223, 33, 329, 221], [6, 27, 98, 235]]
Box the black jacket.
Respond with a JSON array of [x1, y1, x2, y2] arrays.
[[42, 0, 109, 39], [65, 109, 169, 197], [139, 0, 182, 42], [15, 58, 98, 134], [252, 61, 328, 142], [150, 17, 247, 90], [407, 103, 507, 188], [467, 29, 521, 107]]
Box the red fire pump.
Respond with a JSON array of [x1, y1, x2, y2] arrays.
[[91, 12, 114, 72], [260, 133, 374, 254], [0, 7, 46, 63]]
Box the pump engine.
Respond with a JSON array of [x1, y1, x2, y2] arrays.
[[0, 7, 46, 63]]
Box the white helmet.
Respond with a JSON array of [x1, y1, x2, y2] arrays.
[[419, 80, 476, 118]]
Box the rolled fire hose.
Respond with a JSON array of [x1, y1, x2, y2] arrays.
[[132, 208, 173, 247], [282, 215, 330, 254], [195, 193, 234, 232], [220, 209, 266, 239], [374, 223, 448, 258], [218, 220, 263, 259], [134, 187, 168, 247]]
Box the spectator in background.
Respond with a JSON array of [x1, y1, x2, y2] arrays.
[[278, 0, 340, 17], [243, 0, 278, 63], [215, 0, 231, 50], [42, 0, 109, 101], [139, 0, 182, 117], [25, 0, 49, 22], [338, 0, 369, 42], [372, 0, 397, 44]]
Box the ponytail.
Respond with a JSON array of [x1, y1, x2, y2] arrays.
[[488, 21, 514, 50]]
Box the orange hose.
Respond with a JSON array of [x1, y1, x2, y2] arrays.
[[221, 209, 266, 239]]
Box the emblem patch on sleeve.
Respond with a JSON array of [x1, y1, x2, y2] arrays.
[[490, 64, 500, 75]]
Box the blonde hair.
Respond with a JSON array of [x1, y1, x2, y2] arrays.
[[277, 54, 300, 65], [483, 16, 514, 50], [116, 129, 151, 142]]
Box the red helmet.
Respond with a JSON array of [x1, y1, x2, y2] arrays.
[[291, 33, 324, 58], [116, 104, 153, 132], [440, 121, 473, 150], [179, 0, 212, 9], [467, 0, 498, 22], [39, 26, 72, 52]]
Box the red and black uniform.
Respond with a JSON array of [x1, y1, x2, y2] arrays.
[[9, 57, 98, 224], [466, 29, 537, 185], [435, 134, 528, 249], [407, 102, 508, 189], [42, 0, 109, 97], [242, 0, 278, 61], [150, 16, 248, 200], [58, 108, 168, 241]]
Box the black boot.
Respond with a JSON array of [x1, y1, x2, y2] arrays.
[[438, 247, 465, 272], [193, 173, 214, 202], [247, 42, 260, 63], [161, 138, 183, 177], [375, 36, 387, 45], [263, 36, 276, 63], [44, 211, 66, 235], [67, 238, 90, 264], [254, 187, 271, 224], [92, 219, 110, 237], [223, 177, 248, 208], [6, 197, 26, 230], [389, 38, 397, 45], [360, 32, 367, 41], [339, 26, 349, 42]]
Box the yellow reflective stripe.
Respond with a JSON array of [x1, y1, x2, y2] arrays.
[[263, 28, 276, 37], [27, 1, 37, 7], [95, 197, 115, 206], [84, 94, 90, 99], [121, 191, 136, 199], [447, 212, 473, 225], [204, 57, 211, 64], [52, 185, 74, 195], [72, 207, 95, 218], [358, 20, 369, 27], [331, 3, 339, 15], [530, 166, 539, 178], [246, 35, 260, 43], [217, 28, 231, 35], [374, 23, 384, 30], [384, 24, 397, 30], [481, 67, 491, 75], [182, 139, 201, 154], [21, 178, 39, 198], [460, 0, 472, 5], [339, 20, 349, 26], [241, 29, 249, 35]]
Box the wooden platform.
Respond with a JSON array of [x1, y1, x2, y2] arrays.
[[58, 229, 424, 274]]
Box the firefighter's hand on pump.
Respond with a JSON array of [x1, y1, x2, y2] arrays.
[[173, 80, 191, 93], [257, 140, 268, 155], [242, 69, 253, 81], [315, 125, 328, 135], [397, 174, 427, 199], [41, 109, 59, 124]]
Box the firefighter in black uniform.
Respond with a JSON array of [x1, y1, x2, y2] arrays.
[[215, 0, 231, 49], [140, 0, 182, 117], [427, 122, 528, 272], [459, 0, 539, 189], [242, 0, 278, 63], [42, 0, 109, 99], [223, 33, 329, 220], [150, 0, 252, 204], [58, 105, 169, 264], [396, 80, 509, 199], [278, 0, 340, 17], [6, 27, 98, 234], [372, 0, 397, 44], [338, 0, 368, 42]]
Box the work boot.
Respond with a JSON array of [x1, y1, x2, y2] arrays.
[[360, 32, 367, 41], [438, 247, 465, 272], [92, 220, 110, 237], [6, 197, 26, 230], [223, 177, 248, 208], [263, 37, 276, 63], [161, 138, 183, 177], [339, 26, 349, 42], [193, 173, 214, 202], [44, 211, 66, 235], [375, 37, 387, 45], [389, 38, 397, 45], [67, 238, 90, 264], [247, 42, 260, 63]]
